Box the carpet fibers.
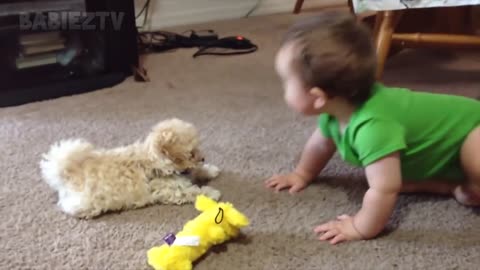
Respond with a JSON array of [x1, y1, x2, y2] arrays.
[[1, 13, 479, 270]]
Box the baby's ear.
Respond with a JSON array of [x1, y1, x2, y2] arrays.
[[310, 87, 327, 109]]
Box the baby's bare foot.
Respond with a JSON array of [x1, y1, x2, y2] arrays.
[[453, 185, 480, 206]]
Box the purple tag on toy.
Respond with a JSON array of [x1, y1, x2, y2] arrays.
[[163, 233, 176, 246]]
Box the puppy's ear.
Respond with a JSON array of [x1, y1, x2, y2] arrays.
[[145, 128, 177, 160], [162, 142, 197, 169], [146, 128, 196, 169]]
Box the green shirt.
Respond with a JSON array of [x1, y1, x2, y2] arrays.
[[318, 83, 480, 181]]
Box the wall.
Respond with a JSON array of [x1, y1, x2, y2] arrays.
[[134, 0, 345, 30]]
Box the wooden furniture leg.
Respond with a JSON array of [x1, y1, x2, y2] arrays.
[[372, 12, 384, 40], [392, 33, 480, 48], [293, 0, 304, 14], [348, 0, 354, 14], [375, 11, 402, 80], [133, 54, 150, 82]]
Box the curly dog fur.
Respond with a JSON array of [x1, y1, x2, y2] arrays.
[[40, 118, 221, 219]]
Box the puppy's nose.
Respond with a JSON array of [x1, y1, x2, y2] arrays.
[[201, 158, 205, 162]]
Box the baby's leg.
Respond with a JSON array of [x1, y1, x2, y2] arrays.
[[401, 181, 456, 195], [454, 126, 480, 206]]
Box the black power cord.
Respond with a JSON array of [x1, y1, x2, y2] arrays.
[[136, 0, 151, 29], [138, 30, 258, 58], [245, 0, 263, 17], [400, 0, 410, 9]]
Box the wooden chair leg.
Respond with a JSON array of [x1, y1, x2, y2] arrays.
[[348, 0, 355, 14], [375, 11, 402, 80], [133, 55, 150, 82], [293, 0, 304, 14], [372, 12, 384, 40], [392, 33, 480, 48]]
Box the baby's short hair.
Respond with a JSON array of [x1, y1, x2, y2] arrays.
[[282, 11, 376, 104]]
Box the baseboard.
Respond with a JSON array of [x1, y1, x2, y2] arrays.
[[136, 0, 345, 30], [145, 2, 257, 30], [254, 0, 344, 15]]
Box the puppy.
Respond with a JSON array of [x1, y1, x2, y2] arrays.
[[40, 118, 221, 219]]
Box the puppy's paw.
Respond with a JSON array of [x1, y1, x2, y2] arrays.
[[203, 164, 221, 179], [201, 186, 221, 201]]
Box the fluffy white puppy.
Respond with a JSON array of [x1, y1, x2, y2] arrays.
[[40, 118, 221, 219]]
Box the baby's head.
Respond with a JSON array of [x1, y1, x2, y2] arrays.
[[275, 11, 376, 115]]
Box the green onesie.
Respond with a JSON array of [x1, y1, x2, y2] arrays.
[[318, 83, 480, 182]]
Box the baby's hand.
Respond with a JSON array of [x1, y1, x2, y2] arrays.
[[314, 214, 364, 245], [264, 172, 310, 194]]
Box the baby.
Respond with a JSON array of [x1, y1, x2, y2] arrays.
[[265, 11, 480, 244]]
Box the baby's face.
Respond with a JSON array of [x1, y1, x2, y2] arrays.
[[275, 42, 318, 116]]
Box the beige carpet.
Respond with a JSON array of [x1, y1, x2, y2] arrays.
[[1, 12, 479, 270]]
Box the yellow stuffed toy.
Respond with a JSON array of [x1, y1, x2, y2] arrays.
[[147, 195, 249, 270]]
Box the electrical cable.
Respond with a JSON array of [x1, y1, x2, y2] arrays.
[[137, 30, 258, 57], [136, 0, 151, 29], [245, 0, 263, 17], [400, 0, 409, 9]]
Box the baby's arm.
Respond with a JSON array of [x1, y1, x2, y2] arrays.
[[295, 129, 337, 182], [315, 152, 402, 243], [265, 129, 336, 193], [354, 152, 402, 238]]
